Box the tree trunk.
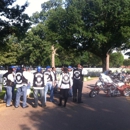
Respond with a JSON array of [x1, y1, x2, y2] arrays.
[[51, 45, 55, 67], [51, 45, 57, 67], [106, 53, 109, 70], [101, 53, 110, 72]]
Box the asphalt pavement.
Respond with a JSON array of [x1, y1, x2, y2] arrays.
[[0, 78, 130, 130]]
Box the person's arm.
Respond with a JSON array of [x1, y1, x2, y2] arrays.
[[69, 75, 73, 88], [58, 74, 62, 88], [8, 74, 14, 82], [50, 71, 55, 82]]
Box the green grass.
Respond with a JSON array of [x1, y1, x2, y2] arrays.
[[0, 88, 6, 100]]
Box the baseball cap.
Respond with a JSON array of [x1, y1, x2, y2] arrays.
[[68, 66, 72, 69], [46, 66, 51, 70]]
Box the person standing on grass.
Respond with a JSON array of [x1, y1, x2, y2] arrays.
[[72, 64, 88, 103], [58, 67, 73, 107], [3, 67, 14, 107]]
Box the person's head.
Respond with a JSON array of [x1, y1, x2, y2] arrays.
[[16, 67, 21, 72], [21, 65, 25, 71], [77, 64, 82, 69], [52, 67, 56, 71], [63, 67, 68, 73], [107, 70, 112, 75], [8, 67, 13, 73], [46, 66, 51, 71], [10, 66, 16, 71], [37, 66, 42, 72], [68, 66, 72, 71], [26, 67, 30, 71]]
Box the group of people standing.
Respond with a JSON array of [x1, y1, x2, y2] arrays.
[[2, 64, 87, 108]]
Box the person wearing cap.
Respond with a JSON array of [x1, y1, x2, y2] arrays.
[[32, 66, 45, 108], [68, 66, 73, 97], [58, 67, 73, 107], [43, 66, 55, 105], [15, 66, 29, 108], [3, 67, 14, 107], [72, 64, 88, 103], [3, 66, 16, 104]]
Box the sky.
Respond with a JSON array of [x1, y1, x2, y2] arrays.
[[14, 0, 49, 16]]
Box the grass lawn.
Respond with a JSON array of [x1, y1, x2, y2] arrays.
[[0, 88, 5, 100]]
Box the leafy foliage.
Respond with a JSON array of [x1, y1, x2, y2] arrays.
[[0, 0, 31, 45], [110, 52, 124, 67], [123, 59, 130, 67]]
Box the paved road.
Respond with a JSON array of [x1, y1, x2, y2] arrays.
[[0, 78, 130, 130]]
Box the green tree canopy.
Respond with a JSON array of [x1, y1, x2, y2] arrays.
[[42, 0, 130, 71], [0, 0, 31, 45], [110, 52, 124, 67]]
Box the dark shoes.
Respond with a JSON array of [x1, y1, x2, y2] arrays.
[[78, 101, 83, 103], [58, 103, 62, 106], [73, 98, 77, 102], [32, 104, 38, 108], [41, 104, 46, 108]]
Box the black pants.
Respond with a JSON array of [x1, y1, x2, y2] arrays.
[[73, 80, 83, 102], [59, 89, 69, 106]]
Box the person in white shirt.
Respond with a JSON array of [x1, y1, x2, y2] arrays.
[[15, 66, 29, 108], [43, 66, 55, 105], [58, 67, 73, 107], [68, 66, 73, 97], [25, 68, 33, 98], [3, 67, 14, 107], [32, 66, 45, 108]]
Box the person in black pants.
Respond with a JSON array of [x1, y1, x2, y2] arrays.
[[58, 67, 72, 107], [73, 64, 87, 103]]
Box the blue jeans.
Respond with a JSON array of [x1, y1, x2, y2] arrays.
[[33, 89, 45, 106], [4, 85, 15, 102], [44, 82, 54, 102], [68, 87, 73, 97], [6, 86, 12, 106], [15, 86, 27, 107]]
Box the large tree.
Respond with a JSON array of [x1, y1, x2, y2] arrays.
[[0, 0, 31, 45], [110, 52, 124, 67], [42, 0, 130, 71]]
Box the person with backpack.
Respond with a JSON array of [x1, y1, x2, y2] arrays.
[[58, 67, 73, 107]]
